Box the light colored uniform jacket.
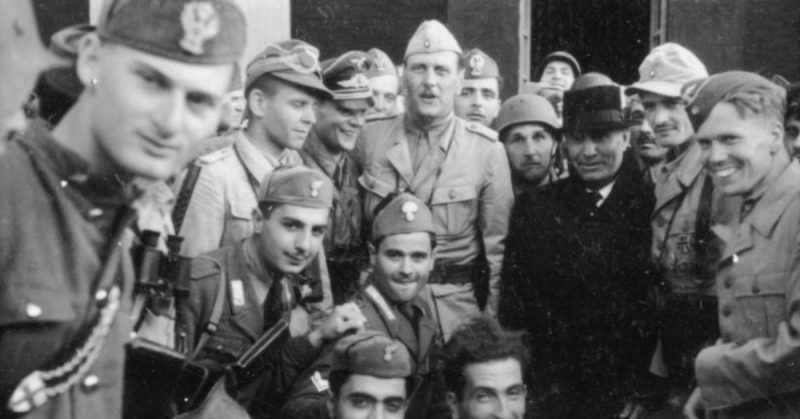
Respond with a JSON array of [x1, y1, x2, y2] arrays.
[[696, 161, 800, 418], [355, 113, 513, 340]]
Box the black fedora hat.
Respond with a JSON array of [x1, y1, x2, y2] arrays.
[[563, 85, 630, 132]]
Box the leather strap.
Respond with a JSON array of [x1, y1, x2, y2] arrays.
[[191, 255, 228, 360]]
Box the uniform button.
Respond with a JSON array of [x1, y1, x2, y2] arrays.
[[25, 303, 42, 318], [367, 179, 375, 188], [724, 278, 733, 288], [448, 190, 456, 199], [752, 285, 760, 294], [722, 306, 732, 317], [82, 374, 99, 392], [88, 208, 103, 218], [95, 289, 108, 301]]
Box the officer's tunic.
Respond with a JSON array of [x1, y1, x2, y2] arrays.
[[282, 282, 449, 419], [299, 134, 364, 303], [0, 124, 135, 418], [695, 161, 800, 418], [355, 113, 513, 340]]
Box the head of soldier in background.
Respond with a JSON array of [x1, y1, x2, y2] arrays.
[[244, 39, 333, 153], [783, 83, 800, 160], [58, 0, 246, 181], [218, 61, 245, 134], [495, 94, 561, 188], [403, 20, 464, 125], [312, 50, 373, 153], [254, 165, 333, 275], [685, 71, 787, 199], [329, 331, 414, 419], [454, 49, 502, 127], [626, 95, 666, 167], [626, 43, 707, 150], [563, 78, 631, 190], [533, 51, 581, 92], [443, 317, 529, 419], [365, 48, 400, 120], [369, 193, 436, 304]]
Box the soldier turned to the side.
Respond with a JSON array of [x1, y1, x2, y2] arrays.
[[0, 0, 245, 417], [355, 20, 513, 341]]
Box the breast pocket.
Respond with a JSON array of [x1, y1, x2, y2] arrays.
[[430, 186, 478, 237], [0, 285, 76, 327], [226, 198, 255, 243], [358, 173, 396, 218], [199, 332, 250, 365], [733, 272, 788, 338]]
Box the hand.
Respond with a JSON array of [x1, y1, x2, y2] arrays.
[[308, 302, 366, 347], [683, 387, 703, 419], [618, 401, 646, 419]]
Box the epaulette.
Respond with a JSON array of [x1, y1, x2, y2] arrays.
[[364, 285, 396, 321], [191, 257, 222, 280], [465, 121, 499, 142], [195, 145, 233, 165], [365, 113, 400, 124]]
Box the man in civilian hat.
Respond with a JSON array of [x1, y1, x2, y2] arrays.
[[355, 20, 514, 342], [499, 79, 658, 418], [177, 165, 368, 415], [300, 50, 372, 303], [365, 48, 401, 121], [682, 72, 800, 419], [495, 93, 563, 196], [454, 48, 502, 127], [284, 193, 449, 419], [0, 0, 246, 417], [626, 44, 737, 412], [328, 331, 414, 419]]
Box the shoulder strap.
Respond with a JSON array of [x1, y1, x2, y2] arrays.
[[172, 162, 203, 233], [191, 255, 228, 359]]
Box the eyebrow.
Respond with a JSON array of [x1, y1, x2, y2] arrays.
[[348, 392, 377, 402]]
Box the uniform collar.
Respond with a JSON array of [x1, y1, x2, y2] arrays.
[[403, 111, 456, 152], [235, 130, 290, 185], [663, 140, 704, 188], [745, 160, 800, 237], [303, 131, 344, 176]]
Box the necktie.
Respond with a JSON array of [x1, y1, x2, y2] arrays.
[[587, 189, 603, 208], [398, 302, 419, 335], [262, 278, 292, 330]]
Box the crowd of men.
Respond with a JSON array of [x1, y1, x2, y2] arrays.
[[2, 1, 800, 418]]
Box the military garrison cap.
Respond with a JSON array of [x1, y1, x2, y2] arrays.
[[372, 193, 435, 242], [495, 94, 561, 138], [366, 48, 397, 78], [246, 39, 332, 99], [97, 0, 246, 65], [682, 71, 784, 131], [331, 331, 413, 379], [404, 20, 462, 60], [626, 43, 707, 99], [564, 84, 630, 132], [463, 48, 500, 80], [321, 51, 373, 101], [257, 165, 333, 209]]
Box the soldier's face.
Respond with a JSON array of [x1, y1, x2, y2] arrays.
[[77, 36, 231, 181], [502, 123, 556, 185], [639, 92, 694, 149], [314, 99, 369, 152], [454, 78, 501, 127], [697, 102, 784, 198], [539, 61, 575, 91], [565, 128, 629, 189], [628, 99, 667, 166], [367, 75, 400, 120], [220, 89, 245, 131], [253, 80, 319, 151], [447, 358, 526, 419], [784, 115, 800, 160], [370, 232, 434, 304], [256, 204, 329, 275], [333, 374, 407, 419], [404, 51, 462, 120]]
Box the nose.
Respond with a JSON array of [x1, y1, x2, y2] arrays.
[[639, 116, 655, 137], [649, 103, 669, 127], [373, 94, 385, 112], [350, 111, 366, 130], [399, 256, 413, 276], [472, 94, 486, 108], [302, 104, 317, 126], [154, 91, 185, 138], [422, 67, 436, 87], [294, 229, 311, 254], [522, 138, 536, 156], [705, 140, 726, 167], [579, 139, 598, 158]]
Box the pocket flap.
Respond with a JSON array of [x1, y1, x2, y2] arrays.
[[358, 173, 394, 198], [229, 199, 254, 220], [0, 286, 77, 327], [431, 185, 477, 205], [733, 272, 787, 297]]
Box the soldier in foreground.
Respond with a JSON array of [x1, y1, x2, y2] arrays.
[[0, 0, 246, 417]]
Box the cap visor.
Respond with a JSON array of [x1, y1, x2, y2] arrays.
[[272, 72, 333, 100], [625, 80, 682, 98]]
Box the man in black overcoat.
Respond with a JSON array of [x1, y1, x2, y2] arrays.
[[498, 78, 658, 418]]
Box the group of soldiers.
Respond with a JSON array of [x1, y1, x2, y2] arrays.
[[2, 1, 800, 419]]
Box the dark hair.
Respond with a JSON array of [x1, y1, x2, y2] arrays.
[[329, 370, 414, 399], [442, 317, 529, 399], [786, 86, 800, 122]]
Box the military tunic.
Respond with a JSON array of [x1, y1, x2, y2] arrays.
[[355, 113, 513, 340], [695, 161, 800, 418], [0, 124, 136, 419]]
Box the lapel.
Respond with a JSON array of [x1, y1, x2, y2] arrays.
[[385, 122, 414, 187], [233, 131, 278, 189], [225, 243, 263, 342], [654, 142, 704, 212], [415, 300, 436, 363], [363, 284, 421, 361]]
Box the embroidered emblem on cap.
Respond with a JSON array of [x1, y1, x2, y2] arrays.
[[310, 180, 324, 198], [179, 1, 220, 55], [401, 201, 418, 222], [424, 39, 431, 49], [384, 343, 398, 362], [338, 74, 369, 89], [374, 55, 388, 71], [350, 56, 367, 70], [649, 69, 656, 79], [470, 54, 486, 76]]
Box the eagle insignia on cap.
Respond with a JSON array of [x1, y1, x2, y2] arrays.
[[179, 1, 220, 55], [384, 343, 398, 362], [338, 74, 369, 89], [470, 54, 486, 76], [401, 201, 418, 222], [350, 56, 367, 70], [309, 180, 324, 198]]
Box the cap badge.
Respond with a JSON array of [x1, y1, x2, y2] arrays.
[[374, 55, 388, 71], [401, 201, 418, 222], [350, 56, 367, 70], [310, 180, 324, 198], [424, 39, 431, 49], [690, 105, 700, 115], [469, 54, 485, 76], [338, 74, 369, 89], [179, 1, 220, 55], [383, 343, 398, 362], [648, 69, 656, 79]]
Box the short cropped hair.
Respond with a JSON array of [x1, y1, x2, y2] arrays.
[[328, 370, 414, 399], [720, 82, 786, 126], [442, 317, 530, 399]]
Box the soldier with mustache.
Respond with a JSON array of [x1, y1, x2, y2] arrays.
[[625, 95, 667, 185]]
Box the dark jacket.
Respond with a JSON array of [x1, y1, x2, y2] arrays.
[[499, 152, 657, 418]]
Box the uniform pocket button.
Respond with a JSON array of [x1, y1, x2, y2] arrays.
[[722, 306, 732, 317], [724, 278, 733, 288], [82, 374, 99, 392], [752, 285, 760, 294]]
